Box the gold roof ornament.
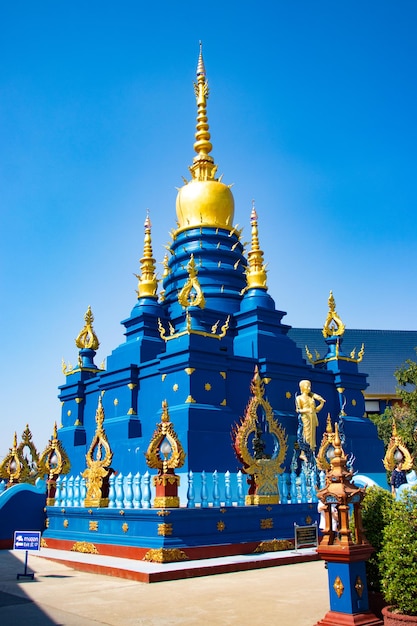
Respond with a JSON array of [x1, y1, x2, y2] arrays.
[[82, 395, 113, 508], [176, 43, 235, 231], [145, 400, 186, 474], [135, 211, 158, 299], [178, 254, 206, 309], [245, 202, 268, 291], [75, 306, 100, 351], [306, 291, 365, 366], [322, 291, 345, 338], [383, 417, 413, 471], [232, 366, 287, 505]]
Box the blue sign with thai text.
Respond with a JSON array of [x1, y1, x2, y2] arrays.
[[13, 531, 41, 551]]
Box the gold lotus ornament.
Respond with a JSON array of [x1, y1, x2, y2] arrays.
[[145, 400, 186, 508]]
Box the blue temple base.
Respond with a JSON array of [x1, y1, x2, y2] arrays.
[[43, 502, 318, 561]]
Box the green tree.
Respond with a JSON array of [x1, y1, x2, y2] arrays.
[[379, 486, 417, 615], [369, 351, 417, 463]]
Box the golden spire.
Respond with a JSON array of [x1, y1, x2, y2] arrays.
[[322, 291, 345, 338], [75, 306, 100, 350], [246, 202, 268, 290], [190, 41, 216, 181], [176, 44, 235, 231], [135, 211, 158, 299]]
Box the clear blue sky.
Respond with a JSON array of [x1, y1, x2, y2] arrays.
[[1, 1, 416, 457]]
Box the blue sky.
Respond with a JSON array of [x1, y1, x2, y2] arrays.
[[1, 1, 416, 457]]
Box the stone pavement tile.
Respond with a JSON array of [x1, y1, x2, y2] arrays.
[[0, 551, 329, 626]]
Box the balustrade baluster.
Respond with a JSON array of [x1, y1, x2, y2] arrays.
[[212, 470, 220, 507], [54, 475, 62, 507], [67, 476, 74, 507], [115, 473, 124, 508], [133, 473, 142, 509], [108, 474, 116, 508], [225, 471, 232, 506], [187, 470, 195, 508], [237, 470, 244, 506], [201, 471, 208, 508], [73, 476, 80, 507], [290, 470, 298, 504], [124, 473, 133, 508], [143, 471, 152, 508]]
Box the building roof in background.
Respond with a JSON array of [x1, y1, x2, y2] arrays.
[[288, 329, 417, 397]]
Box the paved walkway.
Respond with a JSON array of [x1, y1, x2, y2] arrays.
[[0, 549, 329, 625]]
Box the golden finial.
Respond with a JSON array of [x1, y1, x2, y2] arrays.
[[135, 211, 158, 299], [245, 202, 268, 291], [75, 306, 100, 350], [161, 399, 169, 422], [322, 291, 345, 338]]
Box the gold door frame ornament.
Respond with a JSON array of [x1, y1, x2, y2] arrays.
[[145, 401, 186, 474], [383, 417, 413, 471], [233, 366, 287, 505], [145, 400, 186, 507], [82, 395, 113, 508]]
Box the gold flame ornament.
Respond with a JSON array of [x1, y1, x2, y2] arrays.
[[0, 433, 23, 487], [82, 395, 113, 508], [316, 414, 337, 471], [232, 367, 287, 505], [16, 424, 40, 484], [178, 254, 205, 309], [383, 417, 413, 471], [38, 422, 71, 505], [322, 291, 345, 338], [145, 400, 186, 508]]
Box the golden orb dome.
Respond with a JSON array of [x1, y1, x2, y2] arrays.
[[176, 179, 234, 230]]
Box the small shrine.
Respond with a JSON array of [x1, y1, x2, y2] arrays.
[[315, 420, 383, 625]]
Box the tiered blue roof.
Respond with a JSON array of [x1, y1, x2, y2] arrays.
[[289, 328, 417, 397]]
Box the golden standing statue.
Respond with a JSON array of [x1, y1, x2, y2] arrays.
[[296, 380, 326, 459]]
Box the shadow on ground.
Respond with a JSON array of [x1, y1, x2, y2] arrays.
[[0, 551, 58, 625]]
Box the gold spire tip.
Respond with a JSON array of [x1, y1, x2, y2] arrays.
[[197, 41, 205, 76]]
